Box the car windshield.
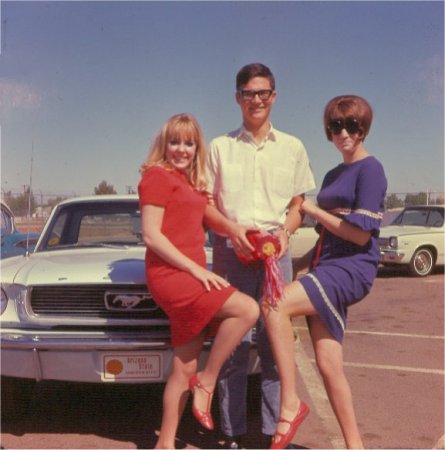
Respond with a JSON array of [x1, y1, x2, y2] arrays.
[[39, 201, 143, 251], [392, 208, 444, 227]]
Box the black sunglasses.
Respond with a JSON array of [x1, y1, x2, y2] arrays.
[[328, 118, 361, 135]]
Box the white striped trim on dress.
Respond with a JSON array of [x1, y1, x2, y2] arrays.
[[305, 273, 345, 333], [329, 208, 383, 220]]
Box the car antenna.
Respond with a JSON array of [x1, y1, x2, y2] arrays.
[[25, 142, 34, 257]]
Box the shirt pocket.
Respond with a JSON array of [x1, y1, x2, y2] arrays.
[[273, 167, 294, 198], [221, 164, 243, 193]]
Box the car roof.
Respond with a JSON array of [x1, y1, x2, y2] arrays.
[[57, 194, 139, 206]]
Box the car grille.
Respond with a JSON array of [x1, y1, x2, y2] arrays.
[[378, 237, 389, 248], [29, 285, 167, 320]]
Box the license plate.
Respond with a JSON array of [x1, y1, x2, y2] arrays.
[[101, 352, 163, 382]]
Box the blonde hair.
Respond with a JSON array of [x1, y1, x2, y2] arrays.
[[140, 113, 208, 191]]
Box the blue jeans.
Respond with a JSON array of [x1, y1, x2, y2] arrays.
[[212, 234, 292, 437]]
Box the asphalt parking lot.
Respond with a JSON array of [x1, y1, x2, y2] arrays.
[[291, 267, 444, 450], [1, 267, 444, 449]]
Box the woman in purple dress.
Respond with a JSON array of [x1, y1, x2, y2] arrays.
[[262, 95, 387, 449]]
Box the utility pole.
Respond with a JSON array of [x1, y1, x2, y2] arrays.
[[28, 142, 34, 219]]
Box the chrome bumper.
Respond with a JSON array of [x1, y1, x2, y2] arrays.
[[1, 329, 173, 350], [1, 329, 260, 383], [0, 329, 178, 383], [380, 250, 405, 263]]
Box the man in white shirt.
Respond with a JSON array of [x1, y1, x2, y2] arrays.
[[206, 63, 316, 448]]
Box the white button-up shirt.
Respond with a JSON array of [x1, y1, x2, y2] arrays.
[[207, 125, 316, 229]]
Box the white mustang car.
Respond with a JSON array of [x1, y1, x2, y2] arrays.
[[379, 205, 444, 276], [1, 195, 259, 420]]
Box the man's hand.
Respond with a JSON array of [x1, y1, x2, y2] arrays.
[[274, 228, 290, 259]]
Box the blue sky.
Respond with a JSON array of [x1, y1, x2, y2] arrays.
[[1, 0, 443, 202]]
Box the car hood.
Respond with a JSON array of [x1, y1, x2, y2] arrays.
[[1, 247, 147, 286], [379, 224, 444, 237]]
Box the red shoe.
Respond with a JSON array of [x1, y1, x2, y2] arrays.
[[189, 374, 214, 430], [270, 401, 309, 449]]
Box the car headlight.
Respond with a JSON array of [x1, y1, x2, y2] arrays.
[[389, 237, 398, 249], [0, 283, 26, 320], [1, 287, 8, 315]]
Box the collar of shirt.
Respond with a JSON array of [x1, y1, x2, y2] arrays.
[[237, 124, 277, 149]]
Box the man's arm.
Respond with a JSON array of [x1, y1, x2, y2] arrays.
[[203, 204, 255, 257], [274, 194, 305, 258]]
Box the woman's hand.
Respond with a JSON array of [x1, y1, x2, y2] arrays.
[[227, 224, 256, 260], [190, 265, 231, 292], [300, 198, 319, 218]]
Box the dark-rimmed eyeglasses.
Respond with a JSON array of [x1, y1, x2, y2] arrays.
[[328, 118, 361, 135], [238, 89, 274, 101]]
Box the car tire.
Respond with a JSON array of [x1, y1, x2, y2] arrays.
[[408, 247, 435, 277], [1, 376, 36, 422]]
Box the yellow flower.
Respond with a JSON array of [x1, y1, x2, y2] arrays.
[[262, 242, 276, 257]]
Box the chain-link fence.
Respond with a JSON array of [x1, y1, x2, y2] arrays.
[[2, 190, 444, 233]]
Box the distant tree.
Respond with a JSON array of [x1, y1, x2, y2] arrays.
[[3, 188, 36, 216], [2, 190, 12, 203], [385, 193, 404, 210], [94, 180, 117, 195], [404, 192, 427, 206], [46, 196, 67, 208], [427, 192, 445, 205]]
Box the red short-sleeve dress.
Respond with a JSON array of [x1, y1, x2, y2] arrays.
[[138, 165, 236, 347]]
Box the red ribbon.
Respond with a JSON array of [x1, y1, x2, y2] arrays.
[[311, 227, 325, 269], [238, 231, 285, 307]]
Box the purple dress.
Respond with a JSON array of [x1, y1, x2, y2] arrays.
[[299, 156, 387, 342]]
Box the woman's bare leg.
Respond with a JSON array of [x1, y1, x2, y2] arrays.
[[191, 291, 260, 411], [156, 291, 259, 447], [154, 334, 205, 449], [308, 316, 363, 449], [261, 280, 317, 435]]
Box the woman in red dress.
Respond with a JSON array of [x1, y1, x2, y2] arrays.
[[138, 113, 260, 449]]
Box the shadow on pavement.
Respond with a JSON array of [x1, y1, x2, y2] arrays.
[[1, 379, 311, 449]]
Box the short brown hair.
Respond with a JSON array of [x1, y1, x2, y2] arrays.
[[323, 95, 373, 141], [236, 63, 275, 91]]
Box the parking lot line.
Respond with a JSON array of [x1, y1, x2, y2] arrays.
[[424, 278, 444, 283], [345, 329, 444, 340], [343, 361, 444, 375], [295, 325, 444, 340]]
